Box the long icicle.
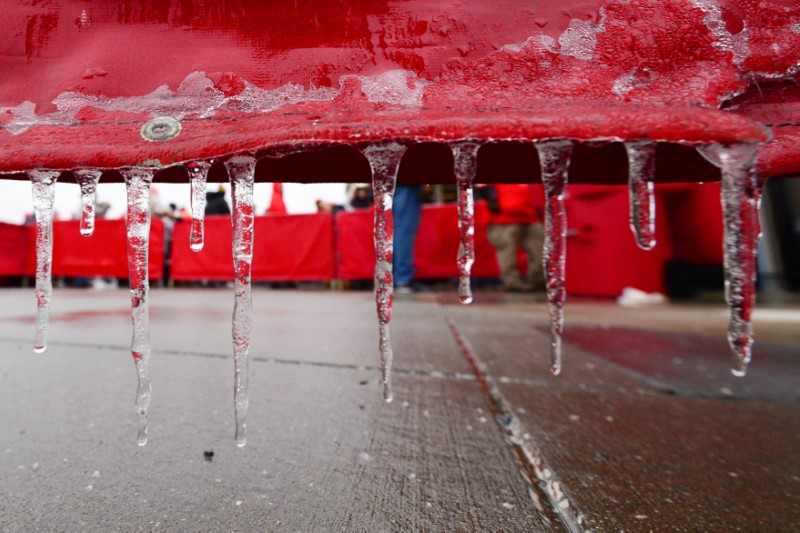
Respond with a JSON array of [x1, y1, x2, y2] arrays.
[[224, 156, 256, 447], [122, 168, 155, 446], [73, 170, 102, 237], [536, 141, 574, 376], [363, 142, 407, 403], [187, 161, 209, 252], [451, 141, 480, 305], [29, 170, 59, 353], [625, 142, 657, 250], [699, 143, 761, 376]]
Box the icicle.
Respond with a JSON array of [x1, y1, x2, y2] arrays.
[[29, 170, 59, 354], [224, 156, 256, 447], [536, 141, 574, 376], [450, 141, 480, 305], [187, 161, 209, 252], [73, 170, 102, 237], [122, 168, 155, 446], [698, 143, 761, 377], [625, 142, 657, 250], [362, 142, 407, 403]]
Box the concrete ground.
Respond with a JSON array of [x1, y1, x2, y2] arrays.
[[0, 287, 798, 531]]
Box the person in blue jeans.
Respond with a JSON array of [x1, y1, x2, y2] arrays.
[[393, 184, 423, 293]]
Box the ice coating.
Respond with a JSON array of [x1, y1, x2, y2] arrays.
[[698, 142, 761, 377], [29, 170, 59, 354], [536, 141, 574, 376], [73, 170, 102, 237], [363, 142, 407, 403], [224, 156, 256, 447], [625, 142, 657, 250], [122, 168, 155, 446], [450, 141, 480, 305], [187, 161, 209, 252], [1, 69, 425, 136]]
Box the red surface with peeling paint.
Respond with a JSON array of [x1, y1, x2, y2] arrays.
[[0, 0, 798, 181]]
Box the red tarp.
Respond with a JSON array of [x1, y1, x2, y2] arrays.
[[3, 185, 725, 297], [566, 185, 674, 297], [170, 213, 335, 281], [335, 203, 501, 281], [0, 222, 30, 276], [28, 217, 165, 280]]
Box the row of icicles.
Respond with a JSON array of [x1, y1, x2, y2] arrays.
[[25, 139, 761, 446]]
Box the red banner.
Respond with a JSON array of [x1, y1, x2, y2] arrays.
[[0, 222, 30, 276], [49, 217, 165, 281], [335, 202, 501, 281], [170, 213, 335, 281]]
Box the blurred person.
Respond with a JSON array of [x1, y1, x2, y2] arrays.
[[267, 183, 287, 215], [205, 186, 231, 215], [347, 183, 373, 209], [393, 184, 423, 294], [483, 184, 546, 292], [315, 199, 344, 214]]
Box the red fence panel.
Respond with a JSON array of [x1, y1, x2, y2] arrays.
[[171, 213, 335, 282], [0, 222, 30, 276], [50, 217, 165, 281], [335, 203, 501, 281], [565, 185, 673, 298]]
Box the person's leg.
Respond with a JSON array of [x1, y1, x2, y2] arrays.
[[392, 185, 422, 287], [522, 222, 546, 291], [488, 224, 525, 290]]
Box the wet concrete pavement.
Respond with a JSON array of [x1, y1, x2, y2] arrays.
[[0, 288, 798, 530]]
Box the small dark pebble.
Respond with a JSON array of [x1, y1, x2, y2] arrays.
[[358, 405, 365, 410], [203, 449, 214, 462], [358, 380, 369, 386]]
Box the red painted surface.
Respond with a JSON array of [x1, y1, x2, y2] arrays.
[[0, 1, 796, 181]]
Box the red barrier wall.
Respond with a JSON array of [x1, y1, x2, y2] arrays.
[[49, 217, 165, 280], [2, 184, 723, 297], [565, 185, 673, 297], [335, 203, 502, 281], [170, 213, 335, 281], [0, 222, 30, 276]]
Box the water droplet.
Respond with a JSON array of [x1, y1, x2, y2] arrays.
[[224, 156, 257, 447], [536, 141, 574, 376], [624, 142, 657, 250], [122, 168, 156, 446], [28, 170, 60, 354]]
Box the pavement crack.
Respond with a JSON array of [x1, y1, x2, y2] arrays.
[[0, 336, 477, 381], [443, 314, 587, 533]]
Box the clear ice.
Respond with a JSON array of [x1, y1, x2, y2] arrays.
[[536, 141, 574, 376], [698, 143, 761, 377], [73, 170, 101, 237], [123, 168, 155, 446], [187, 161, 209, 252], [625, 142, 657, 250], [224, 156, 256, 446], [29, 170, 59, 354], [363, 142, 407, 403], [451, 142, 480, 305]]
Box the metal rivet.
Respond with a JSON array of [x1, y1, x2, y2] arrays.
[[140, 116, 181, 142]]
